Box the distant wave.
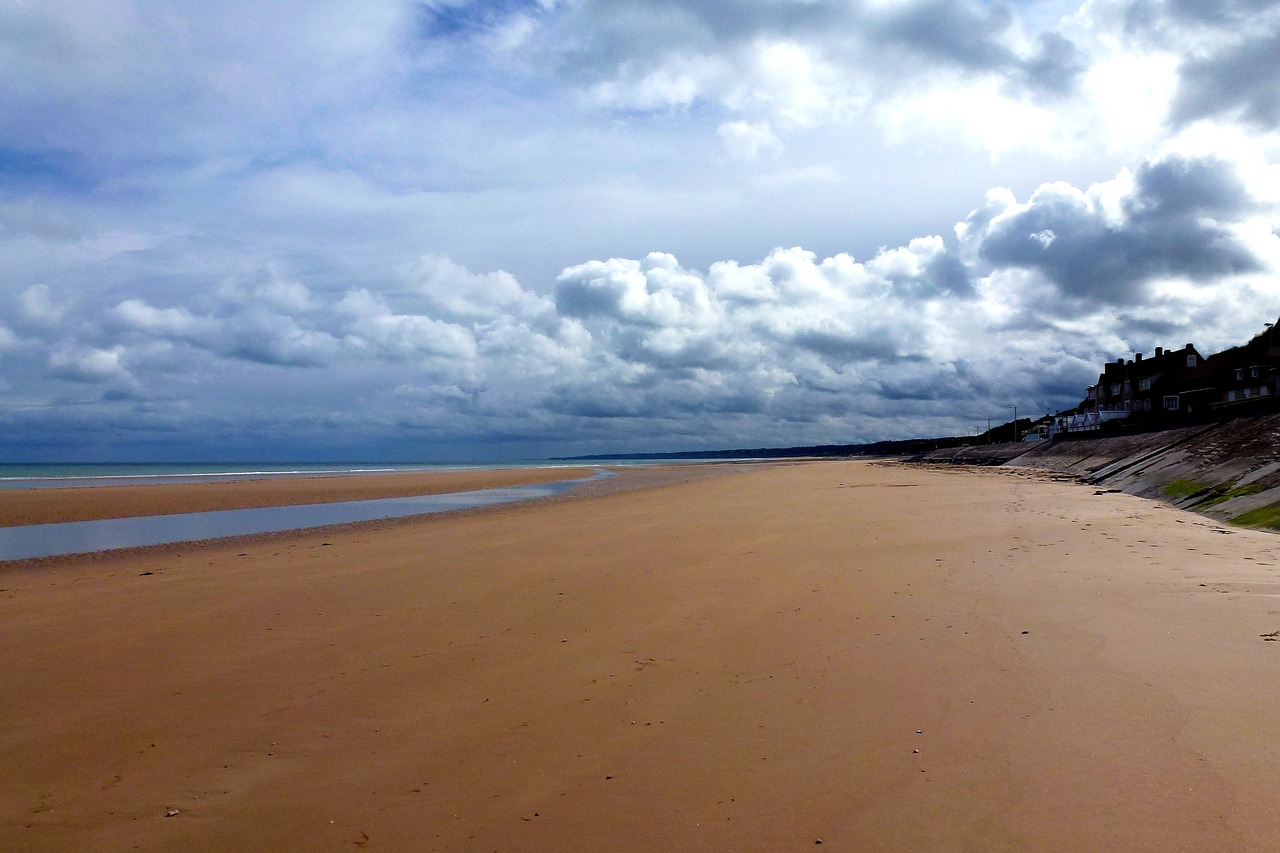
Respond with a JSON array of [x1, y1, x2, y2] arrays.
[[0, 461, 585, 490]]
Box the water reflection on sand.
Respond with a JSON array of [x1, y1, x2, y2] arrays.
[[0, 472, 606, 561]]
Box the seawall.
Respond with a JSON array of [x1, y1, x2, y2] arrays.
[[914, 413, 1280, 530]]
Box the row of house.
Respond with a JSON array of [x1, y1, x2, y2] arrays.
[[1035, 316, 1280, 439]]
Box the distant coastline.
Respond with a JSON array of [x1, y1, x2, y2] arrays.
[[555, 436, 970, 463]]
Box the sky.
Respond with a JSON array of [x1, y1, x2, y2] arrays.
[[2, 0, 1279, 462]]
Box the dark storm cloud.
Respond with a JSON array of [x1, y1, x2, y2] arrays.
[[1126, 156, 1254, 219], [865, 0, 1090, 98], [1169, 26, 1280, 128], [1126, 0, 1280, 29], [791, 328, 906, 362], [548, 0, 850, 91], [546, 376, 769, 420], [1017, 33, 1087, 97], [568, 0, 845, 48], [976, 156, 1261, 304], [878, 244, 972, 298], [549, 0, 1088, 111], [1118, 0, 1280, 128], [924, 249, 973, 297], [872, 0, 1016, 71], [867, 1, 1087, 97], [565, 0, 1071, 78], [553, 271, 628, 321]]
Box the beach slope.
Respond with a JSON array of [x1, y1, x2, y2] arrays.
[[2, 460, 1279, 851]]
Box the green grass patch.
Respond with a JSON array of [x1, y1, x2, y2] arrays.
[[1162, 478, 1207, 498], [1195, 482, 1267, 509], [1230, 505, 1280, 530]]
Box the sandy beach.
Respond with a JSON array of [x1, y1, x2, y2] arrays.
[[3, 459, 1280, 851]]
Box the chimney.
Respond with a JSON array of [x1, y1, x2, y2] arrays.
[[1135, 352, 1143, 362], [1185, 343, 1194, 351], [1155, 346, 1163, 357]]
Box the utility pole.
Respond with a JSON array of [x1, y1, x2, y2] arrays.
[[1011, 404, 1017, 442], [1268, 322, 1276, 395], [986, 417, 991, 444]]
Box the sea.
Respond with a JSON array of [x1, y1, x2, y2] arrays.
[[0, 457, 713, 491], [0, 461, 575, 491]]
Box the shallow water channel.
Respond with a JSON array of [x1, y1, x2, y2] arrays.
[[0, 472, 606, 562]]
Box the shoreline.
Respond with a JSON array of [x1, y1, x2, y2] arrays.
[[0, 463, 753, 569], [0, 466, 603, 528], [5, 460, 1280, 850]]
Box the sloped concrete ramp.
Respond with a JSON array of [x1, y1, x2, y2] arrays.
[[917, 415, 1280, 530]]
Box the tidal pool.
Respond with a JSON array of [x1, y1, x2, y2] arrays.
[[0, 472, 605, 561]]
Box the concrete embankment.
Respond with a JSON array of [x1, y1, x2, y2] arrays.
[[915, 414, 1280, 530]]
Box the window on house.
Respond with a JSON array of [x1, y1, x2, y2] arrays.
[[1139, 377, 1152, 391], [1163, 396, 1180, 410], [1110, 383, 1121, 395], [1251, 366, 1260, 378], [1187, 354, 1197, 367], [1236, 368, 1245, 380]]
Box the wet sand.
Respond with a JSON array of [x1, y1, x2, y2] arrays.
[[0, 467, 597, 527], [3, 460, 1280, 851]]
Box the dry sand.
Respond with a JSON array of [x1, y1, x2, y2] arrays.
[[3, 459, 1280, 851]]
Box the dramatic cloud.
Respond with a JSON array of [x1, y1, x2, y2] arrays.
[[1, 1, 1279, 460], [1170, 27, 1280, 128], [971, 155, 1263, 305]]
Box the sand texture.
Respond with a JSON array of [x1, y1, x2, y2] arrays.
[[3, 460, 1280, 851], [0, 467, 596, 528]]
